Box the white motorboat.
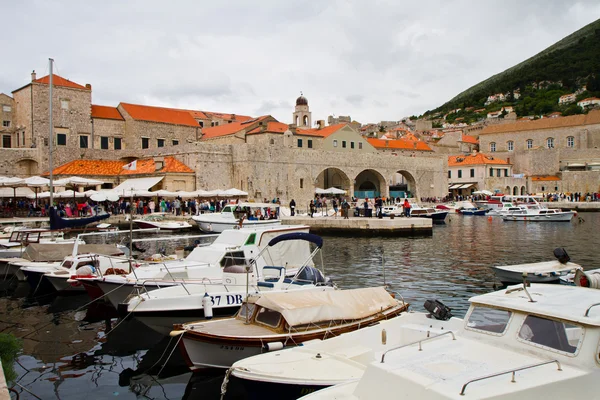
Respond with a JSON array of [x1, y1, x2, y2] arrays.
[[298, 283, 600, 400], [123, 232, 334, 335], [0, 230, 79, 259], [490, 248, 581, 284], [83, 225, 311, 308], [502, 207, 575, 222], [225, 300, 460, 398], [192, 202, 281, 233], [132, 213, 192, 231], [174, 287, 408, 370]]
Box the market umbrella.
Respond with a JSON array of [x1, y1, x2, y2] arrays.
[[90, 191, 120, 202], [24, 176, 50, 203], [54, 176, 105, 205], [325, 187, 347, 195], [0, 177, 26, 207], [314, 188, 327, 194], [221, 188, 248, 197]]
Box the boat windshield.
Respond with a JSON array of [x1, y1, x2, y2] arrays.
[[466, 306, 511, 335], [517, 315, 582, 355], [255, 307, 282, 328], [236, 303, 255, 320]]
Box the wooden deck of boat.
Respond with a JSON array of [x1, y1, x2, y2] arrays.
[[187, 318, 274, 337], [280, 216, 432, 237]]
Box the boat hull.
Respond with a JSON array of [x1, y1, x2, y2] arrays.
[[233, 376, 328, 400], [182, 337, 264, 370], [133, 220, 192, 231], [502, 212, 574, 222], [46, 275, 85, 292], [131, 306, 240, 335], [195, 219, 281, 233], [460, 210, 487, 216], [96, 280, 171, 309]]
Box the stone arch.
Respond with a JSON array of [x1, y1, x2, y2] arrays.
[[303, 115, 309, 126], [521, 186, 526, 195], [269, 138, 275, 145], [505, 186, 511, 195], [513, 186, 519, 195], [294, 115, 299, 126], [354, 169, 386, 199], [16, 158, 39, 176], [390, 170, 417, 199], [315, 167, 351, 194]]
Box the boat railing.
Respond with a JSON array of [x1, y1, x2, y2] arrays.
[[380, 331, 456, 363], [459, 359, 562, 396], [584, 302, 600, 317]]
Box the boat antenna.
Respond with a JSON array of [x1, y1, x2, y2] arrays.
[[48, 58, 54, 238]]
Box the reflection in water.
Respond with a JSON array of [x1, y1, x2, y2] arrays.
[[1, 213, 599, 399]]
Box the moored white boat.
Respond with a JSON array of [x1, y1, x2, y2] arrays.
[[175, 287, 408, 370], [298, 283, 600, 399], [226, 300, 460, 398], [123, 231, 334, 335], [132, 213, 192, 231], [85, 225, 311, 308], [502, 207, 575, 222], [191, 202, 281, 233], [490, 248, 581, 284]]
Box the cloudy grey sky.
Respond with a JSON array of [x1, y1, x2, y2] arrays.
[[2, 1, 599, 124]]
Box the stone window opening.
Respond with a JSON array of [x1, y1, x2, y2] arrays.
[[157, 138, 165, 148], [526, 139, 533, 149], [470, 168, 474, 178], [342, 141, 347, 148], [448, 170, 451, 179], [507, 140, 514, 151], [297, 138, 303, 148], [114, 137, 122, 150], [2, 135, 11, 148], [270, 139, 275, 145], [308, 139, 313, 149], [61, 99, 69, 110], [546, 137, 554, 149], [567, 136, 574, 148], [300, 178, 304, 189], [351, 142, 355, 149], [333, 140, 338, 147], [504, 169, 509, 177], [79, 135, 89, 149], [141, 137, 149, 149], [100, 136, 109, 150], [2, 121, 10, 128], [172, 139, 179, 146], [2, 105, 11, 112], [489, 168, 494, 177], [496, 169, 501, 177], [56, 133, 67, 146], [359, 142, 363, 149], [490, 142, 496, 152], [458, 170, 462, 178]]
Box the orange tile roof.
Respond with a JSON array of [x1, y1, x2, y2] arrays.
[[247, 121, 289, 134], [189, 110, 209, 119], [34, 74, 89, 90], [47, 157, 193, 176], [367, 138, 433, 151], [91, 105, 124, 121], [201, 116, 271, 139], [448, 153, 509, 167], [531, 175, 561, 181], [297, 123, 347, 137], [120, 156, 194, 175], [119, 103, 199, 127], [461, 134, 479, 144], [207, 112, 253, 122], [480, 109, 600, 134]]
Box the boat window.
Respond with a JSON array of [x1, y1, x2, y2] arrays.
[[236, 303, 255, 320], [244, 233, 256, 246], [222, 206, 232, 212], [255, 307, 282, 328], [518, 315, 582, 355], [220, 251, 247, 270], [62, 260, 73, 269], [466, 306, 511, 335]]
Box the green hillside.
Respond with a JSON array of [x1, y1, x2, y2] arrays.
[[425, 18, 600, 120]]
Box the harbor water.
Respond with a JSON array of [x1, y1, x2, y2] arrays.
[[1, 213, 599, 399]]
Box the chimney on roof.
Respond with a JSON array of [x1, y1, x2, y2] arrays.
[[85, 84, 92, 90], [316, 120, 325, 129], [288, 124, 297, 135], [31, 70, 36, 81]]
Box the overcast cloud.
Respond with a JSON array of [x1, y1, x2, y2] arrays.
[[2, 0, 599, 124]]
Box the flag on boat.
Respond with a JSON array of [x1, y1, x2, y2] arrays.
[[122, 160, 137, 171]]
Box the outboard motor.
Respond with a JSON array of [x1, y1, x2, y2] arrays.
[[553, 248, 570, 264], [297, 266, 326, 285], [424, 299, 453, 321]]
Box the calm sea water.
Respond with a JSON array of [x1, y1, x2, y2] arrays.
[[1, 213, 599, 399]]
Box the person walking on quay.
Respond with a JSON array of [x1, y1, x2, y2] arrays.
[[403, 198, 411, 218], [332, 198, 338, 218], [174, 198, 181, 216], [342, 198, 350, 219], [289, 199, 296, 216], [309, 200, 315, 218], [148, 200, 155, 214]]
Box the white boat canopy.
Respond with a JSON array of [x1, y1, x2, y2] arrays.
[[113, 177, 164, 192], [253, 287, 398, 327]]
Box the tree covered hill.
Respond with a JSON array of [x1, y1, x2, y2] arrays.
[[424, 18, 600, 120]]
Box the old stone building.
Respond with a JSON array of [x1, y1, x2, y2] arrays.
[[0, 93, 15, 148], [0, 71, 450, 205], [478, 110, 600, 194], [447, 153, 527, 196]]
